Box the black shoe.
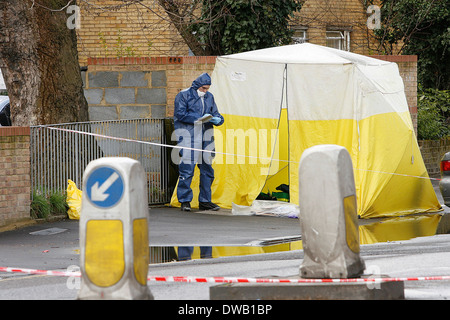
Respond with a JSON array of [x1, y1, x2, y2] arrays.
[[199, 202, 220, 211], [181, 202, 191, 212]]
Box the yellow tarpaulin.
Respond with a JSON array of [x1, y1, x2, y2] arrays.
[[66, 179, 82, 220]]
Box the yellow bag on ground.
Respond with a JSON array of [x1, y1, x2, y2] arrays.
[[66, 179, 82, 220]]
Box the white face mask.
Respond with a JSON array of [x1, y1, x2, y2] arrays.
[[197, 89, 206, 97]]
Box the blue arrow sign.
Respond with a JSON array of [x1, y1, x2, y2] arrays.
[[85, 166, 124, 208]]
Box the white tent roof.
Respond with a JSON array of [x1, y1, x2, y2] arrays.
[[212, 43, 403, 121], [222, 43, 391, 66]]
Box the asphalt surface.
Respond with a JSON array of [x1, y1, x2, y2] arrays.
[[0, 208, 302, 271], [0, 227, 449, 300], [148, 207, 302, 246], [0, 177, 448, 300]]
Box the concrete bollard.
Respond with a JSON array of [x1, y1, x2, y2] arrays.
[[298, 145, 365, 279], [77, 157, 153, 300]]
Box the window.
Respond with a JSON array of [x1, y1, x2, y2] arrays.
[[326, 30, 350, 51], [292, 27, 308, 44]]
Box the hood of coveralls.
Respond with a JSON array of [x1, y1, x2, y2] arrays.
[[191, 73, 212, 90]]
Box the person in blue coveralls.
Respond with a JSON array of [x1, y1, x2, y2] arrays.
[[174, 73, 224, 261], [174, 72, 224, 212]]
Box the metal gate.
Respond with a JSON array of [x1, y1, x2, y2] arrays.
[[30, 119, 175, 205]]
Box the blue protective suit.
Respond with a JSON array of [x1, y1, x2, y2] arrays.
[[174, 73, 224, 204]]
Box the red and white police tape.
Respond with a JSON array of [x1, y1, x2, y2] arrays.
[[1, 266, 450, 284]]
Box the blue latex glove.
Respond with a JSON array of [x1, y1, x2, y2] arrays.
[[210, 117, 221, 125]]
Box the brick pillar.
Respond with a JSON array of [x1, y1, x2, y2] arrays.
[[0, 127, 31, 229]]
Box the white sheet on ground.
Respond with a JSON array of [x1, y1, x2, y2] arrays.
[[231, 200, 299, 218]]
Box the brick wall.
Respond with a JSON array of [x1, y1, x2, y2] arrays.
[[77, 1, 190, 66], [293, 0, 375, 54], [418, 137, 450, 176], [76, 0, 387, 65], [0, 127, 31, 228]]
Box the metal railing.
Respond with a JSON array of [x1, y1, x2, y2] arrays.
[[30, 118, 174, 205]]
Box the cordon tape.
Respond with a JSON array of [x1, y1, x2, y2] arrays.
[[43, 126, 441, 182], [1, 266, 450, 284]]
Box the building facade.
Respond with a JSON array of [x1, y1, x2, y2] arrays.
[[78, 1, 416, 129], [76, 0, 383, 65]]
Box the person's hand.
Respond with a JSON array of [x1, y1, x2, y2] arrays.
[[210, 117, 221, 125]]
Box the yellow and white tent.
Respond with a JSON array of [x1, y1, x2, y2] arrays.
[[171, 43, 441, 218]]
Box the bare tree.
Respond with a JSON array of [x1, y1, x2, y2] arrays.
[[107, 0, 300, 56], [156, 0, 211, 55]]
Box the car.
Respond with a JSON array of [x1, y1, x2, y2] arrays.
[[440, 151, 450, 207], [0, 96, 11, 126]]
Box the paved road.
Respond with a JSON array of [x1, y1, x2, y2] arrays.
[[148, 207, 302, 246], [0, 207, 303, 271], [0, 177, 448, 300], [0, 232, 450, 300]]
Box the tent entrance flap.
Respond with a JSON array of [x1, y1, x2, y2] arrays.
[[260, 108, 290, 201]]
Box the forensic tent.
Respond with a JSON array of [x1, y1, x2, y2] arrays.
[[170, 43, 441, 218]]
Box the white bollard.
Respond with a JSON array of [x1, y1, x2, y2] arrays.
[[298, 145, 365, 279], [77, 157, 153, 300]]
